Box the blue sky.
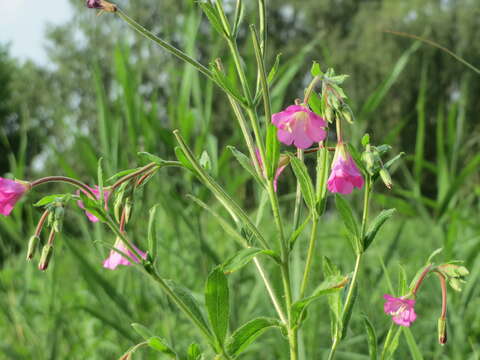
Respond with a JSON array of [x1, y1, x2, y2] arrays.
[[0, 0, 72, 64]]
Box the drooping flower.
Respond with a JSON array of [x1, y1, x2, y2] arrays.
[[272, 105, 327, 149], [327, 143, 364, 194], [383, 294, 417, 327], [0, 178, 30, 216], [86, 0, 117, 12], [255, 149, 288, 192], [77, 186, 110, 222], [103, 238, 147, 270]]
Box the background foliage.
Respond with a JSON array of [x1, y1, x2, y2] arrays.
[[0, 0, 479, 359]]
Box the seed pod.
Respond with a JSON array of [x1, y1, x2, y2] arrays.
[[38, 244, 54, 271], [438, 317, 447, 345], [26, 235, 40, 260], [379, 168, 393, 189]]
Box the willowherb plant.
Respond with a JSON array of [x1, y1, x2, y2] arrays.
[[0, 1, 470, 359]]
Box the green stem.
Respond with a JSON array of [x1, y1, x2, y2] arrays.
[[266, 180, 297, 360], [303, 76, 322, 105], [299, 216, 319, 298], [116, 9, 213, 80], [328, 176, 371, 360]]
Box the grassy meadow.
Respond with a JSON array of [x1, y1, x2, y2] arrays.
[[0, 1, 479, 359]]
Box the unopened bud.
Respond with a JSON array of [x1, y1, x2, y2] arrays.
[[379, 168, 393, 189], [362, 151, 376, 175], [38, 244, 54, 271], [26, 235, 40, 260], [341, 104, 354, 124], [438, 317, 447, 345], [53, 205, 65, 233], [324, 106, 334, 123]]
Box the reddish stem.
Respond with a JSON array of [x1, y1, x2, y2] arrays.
[[412, 265, 432, 295], [31, 176, 96, 198], [34, 210, 50, 237], [435, 272, 448, 319], [47, 228, 56, 246], [111, 163, 157, 191], [119, 208, 127, 233]]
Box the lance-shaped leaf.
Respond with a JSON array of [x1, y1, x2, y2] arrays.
[[363, 208, 396, 250], [335, 195, 361, 253], [222, 248, 277, 274], [362, 314, 377, 360], [205, 267, 230, 346], [148, 336, 177, 357], [289, 153, 316, 212], [165, 280, 210, 333], [226, 317, 281, 357], [291, 275, 349, 327], [187, 343, 202, 360], [228, 146, 264, 186]]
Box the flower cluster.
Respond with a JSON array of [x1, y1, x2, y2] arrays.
[[271, 104, 364, 195]]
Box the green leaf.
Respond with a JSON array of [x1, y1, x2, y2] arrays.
[[223, 248, 267, 274], [289, 154, 316, 212], [148, 336, 177, 357], [147, 204, 160, 261], [402, 328, 424, 360], [362, 314, 377, 360], [363, 208, 396, 250], [199, 2, 226, 37], [106, 168, 140, 182], [138, 151, 167, 165], [291, 276, 348, 327], [311, 61, 322, 77], [226, 317, 281, 357], [187, 343, 202, 360], [381, 325, 402, 360], [166, 280, 210, 332], [267, 53, 282, 84], [289, 212, 312, 249], [227, 146, 264, 186], [205, 266, 230, 346], [175, 146, 196, 173], [34, 194, 71, 207], [361, 134, 370, 146], [335, 195, 360, 252], [131, 323, 153, 339], [340, 282, 358, 339], [78, 192, 107, 222], [265, 124, 280, 179]]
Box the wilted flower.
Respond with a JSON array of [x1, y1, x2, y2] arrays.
[[383, 294, 417, 327], [255, 149, 288, 192], [327, 144, 364, 194], [86, 0, 117, 12], [77, 186, 110, 222], [0, 178, 30, 216], [103, 238, 147, 270], [272, 105, 327, 149]]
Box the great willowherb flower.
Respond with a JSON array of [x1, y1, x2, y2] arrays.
[[86, 0, 117, 12], [0, 178, 30, 216], [255, 149, 288, 192], [383, 294, 417, 327], [327, 143, 364, 194], [103, 238, 147, 270], [272, 105, 327, 149], [77, 186, 110, 222]]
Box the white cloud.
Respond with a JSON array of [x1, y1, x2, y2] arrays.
[[0, 0, 72, 64]]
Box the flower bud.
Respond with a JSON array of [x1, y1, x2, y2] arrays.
[[38, 244, 54, 271], [324, 106, 334, 123], [341, 104, 354, 124], [379, 168, 393, 189], [438, 317, 447, 345], [361, 151, 376, 175], [26, 235, 40, 260]]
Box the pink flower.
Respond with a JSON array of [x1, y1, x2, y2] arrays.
[[0, 178, 29, 216], [272, 105, 327, 149], [255, 149, 288, 192], [86, 0, 116, 12], [327, 144, 364, 194], [77, 186, 110, 222], [383, 294, 417, 327], [103, 238, 147, 270], [86, 0, 102, 8]]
